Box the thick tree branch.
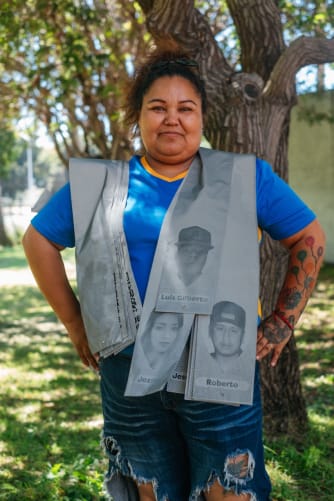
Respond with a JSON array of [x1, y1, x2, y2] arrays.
[[137, 0, 231, 74], [227, 0, 285, 80], [137, 0, 154, 14], [265, 36, 334, 100]]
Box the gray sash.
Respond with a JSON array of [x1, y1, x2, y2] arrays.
[[70, 149, 259, 404], [69, 158, 141, 356], [184, 153, 259, 405], [124, 150, 259, 401]]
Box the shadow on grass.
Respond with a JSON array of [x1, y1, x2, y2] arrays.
[[265, 264, 334, 501], [0, 286, 107, 500]]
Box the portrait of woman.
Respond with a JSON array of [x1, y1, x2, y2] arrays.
[[138, 311, 184, 370]]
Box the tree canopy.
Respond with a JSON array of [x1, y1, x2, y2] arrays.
[[0, 1, 333, 165], [0, 128, 18, 179], [0, 0, 150, 162]]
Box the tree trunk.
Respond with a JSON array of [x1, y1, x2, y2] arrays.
[[0, 184, 13, 247], [259, 118, 308, 436], [137, 0, 325, 435]]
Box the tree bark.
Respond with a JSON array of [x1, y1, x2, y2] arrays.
[[259, 118, 308, 436], [137, 0, 334, 435], [0, 185, 13, 247]]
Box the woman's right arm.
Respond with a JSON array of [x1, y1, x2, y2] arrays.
[[22, 225, 99, 370]]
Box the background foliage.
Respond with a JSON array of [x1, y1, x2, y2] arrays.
[[0, 0, 333, 163]]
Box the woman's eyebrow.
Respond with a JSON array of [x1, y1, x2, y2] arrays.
[[147, 98, 197, 105], [147, 98, 166, 104], [180, 99, 197, 105]]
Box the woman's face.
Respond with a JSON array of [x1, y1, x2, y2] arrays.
[[139, 76, 203, 167], [149, 313, 181, 353]]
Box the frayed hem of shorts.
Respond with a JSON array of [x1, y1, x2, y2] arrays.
[[190, 471, 257, 500], [102, 434, 169, 501], [190, 471, 220, 500]]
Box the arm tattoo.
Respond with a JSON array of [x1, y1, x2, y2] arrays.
[[280, 234, 324, 312]]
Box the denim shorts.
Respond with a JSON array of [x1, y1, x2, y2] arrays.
[[99, 354, 271, 501]]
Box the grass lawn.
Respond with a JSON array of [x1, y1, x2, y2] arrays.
[[0, 246, 333, 500]]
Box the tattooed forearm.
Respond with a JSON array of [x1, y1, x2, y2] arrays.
[[257, 220, 325, 366], [275, 308, 295, 328], [278, 287, 302, 311], [275, 220, 326, 326]]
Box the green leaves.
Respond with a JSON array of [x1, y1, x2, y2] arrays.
[[0, 0, 150, 159], [1, 0, 333, 160], [0, 129, 18, 178]]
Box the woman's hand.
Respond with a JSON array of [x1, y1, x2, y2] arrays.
[[65, 316, 100, 371], [256, 313, 293, 367]]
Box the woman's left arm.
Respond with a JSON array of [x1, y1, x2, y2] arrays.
[[256, 218, 326, 367]]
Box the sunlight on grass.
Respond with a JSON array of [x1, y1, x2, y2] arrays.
[[26, 304, 56, 314], [266, 461, 299, 500], [308, 410, 334, 427], [307, 373, 334, 386], [265, 264, 334, 501], [0, 456, 26, 471]]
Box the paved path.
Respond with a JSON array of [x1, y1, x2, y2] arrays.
[[0, 262, 76, 287], [1, 202, 76, 287]]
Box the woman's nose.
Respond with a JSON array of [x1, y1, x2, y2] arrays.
[[164, 110, 178, 124]]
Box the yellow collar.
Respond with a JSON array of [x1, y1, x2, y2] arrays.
[[141, 156, 188, 182]]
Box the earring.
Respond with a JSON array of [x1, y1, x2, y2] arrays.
[[131, 124, 140, 140]]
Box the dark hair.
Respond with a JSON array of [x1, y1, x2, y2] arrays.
[[144, 311, 184, 334], [124, 49, 207, 127]]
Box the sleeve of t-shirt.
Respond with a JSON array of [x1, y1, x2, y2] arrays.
[[31, 183, 75, 248], [256, 158, 316, 240]]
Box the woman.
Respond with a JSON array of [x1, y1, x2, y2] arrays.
[[23, 47, 325, 501]]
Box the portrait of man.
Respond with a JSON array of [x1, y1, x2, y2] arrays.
[[189, 300, 252, 404], [175, 225, 214, 286], [208, 300, 246, 361]]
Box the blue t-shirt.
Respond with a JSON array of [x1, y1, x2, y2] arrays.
[[32, 154, 315, 353]]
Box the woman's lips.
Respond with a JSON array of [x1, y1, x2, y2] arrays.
[[159, 131, 183, 137]]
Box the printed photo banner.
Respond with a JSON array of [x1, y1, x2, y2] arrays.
[[70, 159, 142, 357], [125, 150, 259, 400], [155, 151, 234, 315], [185, 154, 259, 405]]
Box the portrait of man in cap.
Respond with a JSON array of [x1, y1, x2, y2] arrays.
[[175, 225, 214, 287], [190, 300, 253, 403], [208, 300, 246, 361]]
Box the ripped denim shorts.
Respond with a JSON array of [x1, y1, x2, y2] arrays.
[[99, 354, 271, 501]]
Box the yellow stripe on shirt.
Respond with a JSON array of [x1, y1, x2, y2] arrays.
[[141, 156, 188, 182]]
